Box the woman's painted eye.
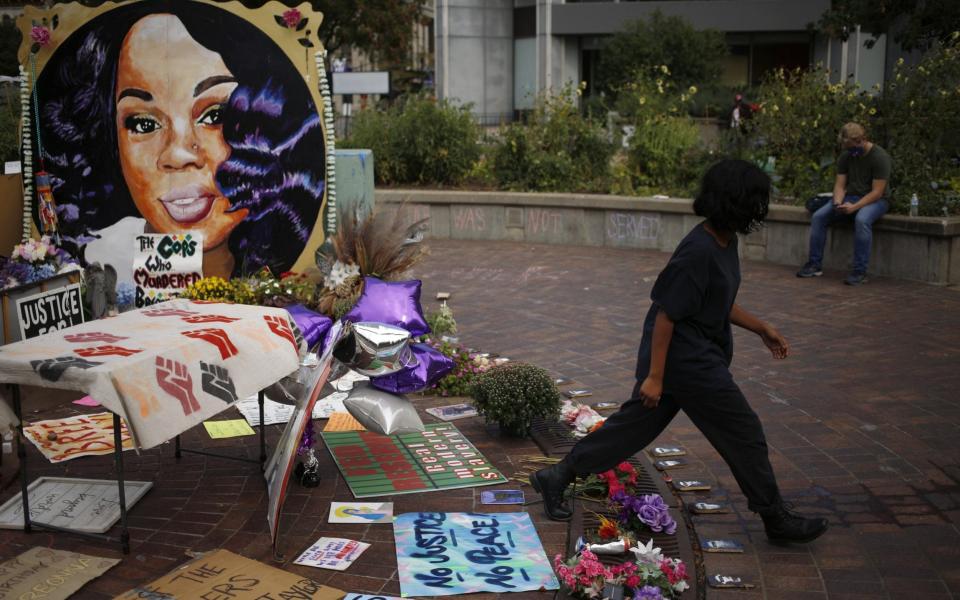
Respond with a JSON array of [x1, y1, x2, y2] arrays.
[[124, 115, 160, 134], [198, 105, 224, 126]]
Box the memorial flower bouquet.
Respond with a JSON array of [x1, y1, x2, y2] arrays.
[[1, 236, 76, 291], [611, 491, 677, 536], [554, 541, 690, 599], [580, 461, 640, 501]]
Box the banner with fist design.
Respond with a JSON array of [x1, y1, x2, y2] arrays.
[[0, 300, 304, 450]]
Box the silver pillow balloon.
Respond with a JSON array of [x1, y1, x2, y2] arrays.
[[344, 384, 424, 435], [334, 321, 418, 377]]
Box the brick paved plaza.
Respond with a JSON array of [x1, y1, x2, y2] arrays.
[[1, 238, 959, 599]]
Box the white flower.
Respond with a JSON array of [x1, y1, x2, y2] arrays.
[[630, 538, 663, 565], [673, 581, 690, 593]]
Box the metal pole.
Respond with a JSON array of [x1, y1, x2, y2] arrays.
[[259, 390, 266, 465], [12, 385, 30, 533], [113, 413, 130, 554]]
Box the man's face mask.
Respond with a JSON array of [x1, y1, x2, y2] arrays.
[[847, 141, 865, 157]]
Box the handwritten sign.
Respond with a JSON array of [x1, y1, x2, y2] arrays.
[[294, 537, 370, 571], [133, 233, 202, 308], [116, 549, 344, 600], [0, 547, 119, 600], [0, 477, 152, 533], [322, 423, 508, 498], [394, 512, 559, 597], [15, 283, 84, 340], [23, 412, 133, 463]]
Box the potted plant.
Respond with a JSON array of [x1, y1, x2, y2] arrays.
[[471, 362, 560, 437]]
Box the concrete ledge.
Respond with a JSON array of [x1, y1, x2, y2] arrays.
[[379, 189, 960, 286]]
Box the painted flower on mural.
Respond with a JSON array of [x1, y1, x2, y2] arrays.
[[282, 8, 302, 28], [30, 25, 51, 47]]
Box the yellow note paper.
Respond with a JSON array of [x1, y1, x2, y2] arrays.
[[204, 419, 256, 439]]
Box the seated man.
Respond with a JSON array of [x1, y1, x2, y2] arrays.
[[797, 122, 891, 285]]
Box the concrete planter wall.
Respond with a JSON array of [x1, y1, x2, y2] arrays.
[[378, 189, 960, 286]]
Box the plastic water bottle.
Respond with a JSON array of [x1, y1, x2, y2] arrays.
[[910, 193, 919, 217]]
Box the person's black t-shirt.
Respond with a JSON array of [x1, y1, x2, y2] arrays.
[[635, 222, 741, 391]]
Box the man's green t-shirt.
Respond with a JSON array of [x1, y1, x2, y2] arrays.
[[837, 144, 892, 197]]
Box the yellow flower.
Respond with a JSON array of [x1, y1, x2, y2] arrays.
[[785, 96, 792, 103], [772, 104, 780, 112], [660, 65, 669, 74], [868, 107, 877, 115], [896, 57, 905, 66], [638, 96, 646, 105], [688, 85, 698, 95]]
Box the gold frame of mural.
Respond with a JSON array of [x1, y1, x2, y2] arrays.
[[16, 0, 329, 275]]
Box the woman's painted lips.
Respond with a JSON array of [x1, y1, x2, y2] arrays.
[[159, 185, 216, 223]]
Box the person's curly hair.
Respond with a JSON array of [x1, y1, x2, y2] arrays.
[[693, 159, 770, 234], [32, 0, 324, 276]]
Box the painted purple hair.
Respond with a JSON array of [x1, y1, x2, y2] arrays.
[[31, 0, 324, 275]]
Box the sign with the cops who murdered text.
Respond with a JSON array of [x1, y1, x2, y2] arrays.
[[15, 283, 85, 340], [133, 233, 203, 308]]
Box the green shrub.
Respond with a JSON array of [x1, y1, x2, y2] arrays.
[[425, 303, 457, 338], [341, 94, 481, 186], [429, 341, 490, 398], [747, 66, 875, 204], [615, 68, 715, 195], [471, 362, 560, 436], [491, 84, 614, 192], [877, 36, 960, 215]]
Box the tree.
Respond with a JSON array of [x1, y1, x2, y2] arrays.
[[817, 0, 960, 51], [595, 11, 727, 96], [236, 0, 426, 68]]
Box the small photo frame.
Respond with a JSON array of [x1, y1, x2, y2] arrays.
[[673, 479, 711, 492], [649, 446, 686, 458]]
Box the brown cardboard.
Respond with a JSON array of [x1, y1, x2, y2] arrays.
[[114, 549, 344, 600], [0, 546, 120, 600]]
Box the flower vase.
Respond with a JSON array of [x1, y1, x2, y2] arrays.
[[498, 421, 528, 438], [602, 583, 625, 600]]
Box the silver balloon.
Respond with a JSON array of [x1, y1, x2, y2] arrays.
[[344, 384, 424, 435], [333, 321, 418, 377]]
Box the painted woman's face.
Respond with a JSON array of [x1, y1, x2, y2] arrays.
[[116, 14, 248, 250]]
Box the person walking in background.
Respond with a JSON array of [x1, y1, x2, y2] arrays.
[[797, 122, 892, 285], [530, 159, 829, 544]]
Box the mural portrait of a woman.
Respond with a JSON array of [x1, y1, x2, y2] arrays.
[[29, 0, 325, 285]]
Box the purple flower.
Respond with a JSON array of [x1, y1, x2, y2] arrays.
[[634, 585, 662, 600], [638, 504, 662, 527]]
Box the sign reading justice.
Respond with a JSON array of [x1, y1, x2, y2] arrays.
[[15, 283, 84, 340]]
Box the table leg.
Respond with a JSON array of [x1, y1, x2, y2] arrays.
[[11, 384, 31, 533], [259, 390, 266, 466], [113, 413, 130, 554], [175, 434, 181, 459]]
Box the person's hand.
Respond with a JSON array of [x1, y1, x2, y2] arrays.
[[638, 376, 663, 408], [760, 324, 789, 359], [835, 203, 858, 215]]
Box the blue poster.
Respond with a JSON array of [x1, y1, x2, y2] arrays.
[[394, 512, 559, 597]]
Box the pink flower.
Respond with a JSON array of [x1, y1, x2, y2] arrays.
[[282, 8, 302, 28], [30, 26, 51, 47]]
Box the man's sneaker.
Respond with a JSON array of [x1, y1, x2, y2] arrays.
[[761, 502, 829, 544], [529, 461, 575, 521], [844, 272, 867, 285], [796, 263, 823, 278]]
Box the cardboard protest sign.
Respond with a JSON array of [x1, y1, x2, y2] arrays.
[[293, 537, 370, 571], [115, 549, 344, 600], [394, 512, 559, 597], [0, 546, 119, 600], [133, 233, 203, 308], [23, 412, 133, 463], [15, 283, 84, 340]]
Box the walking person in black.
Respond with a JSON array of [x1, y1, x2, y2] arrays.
[[530, 159, 828, 543]]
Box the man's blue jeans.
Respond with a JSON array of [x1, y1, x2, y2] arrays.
[[807, 195, 889, 274]]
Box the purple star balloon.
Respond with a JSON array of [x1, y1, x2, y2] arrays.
[[342, 277, 430, 337], [370, 342, 455, 394]]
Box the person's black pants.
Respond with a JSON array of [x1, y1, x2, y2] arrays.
[[565, 378, 782, 513]]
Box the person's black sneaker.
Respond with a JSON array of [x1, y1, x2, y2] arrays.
[[844, 272, 868, 285], [529, 461, 575, 521], [761, 502, 829, 543], [796, 263, 823, 278]]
